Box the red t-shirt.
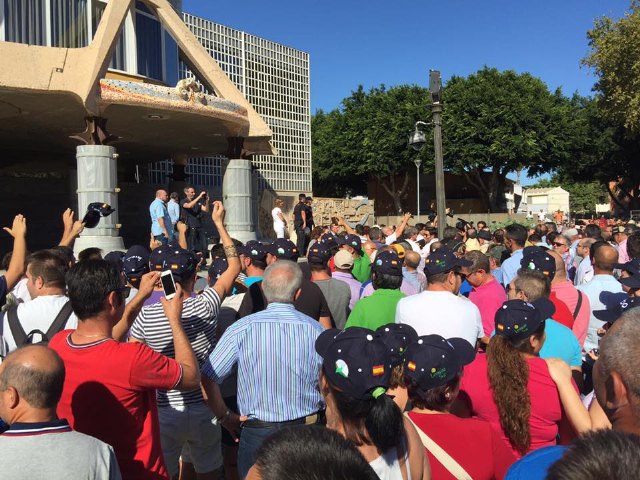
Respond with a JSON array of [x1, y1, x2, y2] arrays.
[[459, 353, 565, 458], [549, 292, 574, 329], [49, 331, 183, 480], [407, 411, 516, 479]]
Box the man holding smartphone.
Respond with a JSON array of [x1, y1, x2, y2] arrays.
[[130, 201, 241, 479], [181, 186, 209, 255]]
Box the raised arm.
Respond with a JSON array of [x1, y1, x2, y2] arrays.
[[183, 192, 206, 209], [337, 215, 356, 235], [113, 271, 160, 342], [546, 358, 592, 434], [3, 214, 27, 290], [161, 284, 200, 390], [176, 221, 188, 249], [395, 212, 413, 239], [210, 201, 241, 301]]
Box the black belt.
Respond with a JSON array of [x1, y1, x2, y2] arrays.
[[243, 411, 324, 429]]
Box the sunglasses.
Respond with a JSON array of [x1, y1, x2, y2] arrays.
[[552, 242, 567, 247]]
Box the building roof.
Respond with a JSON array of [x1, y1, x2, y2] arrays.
[[525, 187, 569, 195]]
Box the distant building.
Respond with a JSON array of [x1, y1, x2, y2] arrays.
[[523, 187, 570, 215]]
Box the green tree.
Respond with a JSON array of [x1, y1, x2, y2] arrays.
[[442, 67, 584, 212], [554, 95, 640, 214], [583, 2, 640, 135], [569, 4, 640, 214], [312, 85, 433, 213]]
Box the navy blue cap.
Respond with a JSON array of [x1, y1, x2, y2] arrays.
[[104, 251, 125, 272], [307, 242, 331, 265], [148, 244, 197, 282], [614, 259, 640, 289], [122, 245, 150, 287], [372, 250, 403, 276], [520, 246, 556, 278], [265, 238, 299, 261], [403, 334, 476, 391], [238, 240, 268, 262], [316, 327, 392, 401], [320, 232, 338, 247], [208, 256, 228, 281], [376, 323, 419, 366], [423, 248, 472, 276], [594, 291, 640, 323], [337, 234, 362, 253], [82, 202, 115, 228], [495, 299, 553, 342]]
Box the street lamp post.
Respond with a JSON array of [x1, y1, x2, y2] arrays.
[[407, 70, 447, 238], [414, 157, 422, 217]]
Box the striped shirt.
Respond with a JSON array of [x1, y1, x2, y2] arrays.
[[130, 286, 221, 407], [202, 302, 324, 422]]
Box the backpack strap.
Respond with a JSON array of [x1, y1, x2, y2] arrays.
[[573, 291, 583, 321], [7, 306, 28, 348], [45, 301, 74, 340]]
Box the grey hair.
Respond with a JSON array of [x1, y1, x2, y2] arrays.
[[404, 226, 418, 238], [262, 260, 303, 303], [464, 250, 489, 272], [514, 269, 550, 301], [599, 308, 640, 402]]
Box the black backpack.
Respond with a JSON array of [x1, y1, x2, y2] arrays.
[[6, 301, 73, 347]]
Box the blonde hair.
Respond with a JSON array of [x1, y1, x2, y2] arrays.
[[274, 198, 285, 208]]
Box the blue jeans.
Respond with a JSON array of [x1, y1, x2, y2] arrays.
[[238, 424, 289, 479]]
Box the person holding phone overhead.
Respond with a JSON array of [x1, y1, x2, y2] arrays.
[[130, 201, 241, 480]]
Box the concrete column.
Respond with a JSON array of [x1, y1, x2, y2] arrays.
[[74, 145, 125, 255], [222, 157, 256, 242]]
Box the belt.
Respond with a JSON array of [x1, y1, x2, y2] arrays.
[[243, 411, 324, 429]]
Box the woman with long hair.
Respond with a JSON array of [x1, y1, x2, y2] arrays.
[[404, 335, 516, 479], [315, 327, 430, 480], [457, 299, 577, 458], [272, 198, 287, 239]]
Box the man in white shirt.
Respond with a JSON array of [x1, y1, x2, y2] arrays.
[[574, 238, 596, 286], [395, 247, 484, 347], [2, 250, 77, 355]]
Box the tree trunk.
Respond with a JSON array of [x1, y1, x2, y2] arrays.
[[462, 169, 492, 212], [379, 171, 411, 214]]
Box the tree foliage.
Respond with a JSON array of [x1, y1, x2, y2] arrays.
[[441, 67, 585, 212], [312, 85, 433, 212], [583, 2, 640, 135]]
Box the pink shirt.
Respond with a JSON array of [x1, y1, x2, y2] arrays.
[[618, 238, 629, 264], [551, 280, 591, 348], [460, 354, 570, 459], [468, 277, 507, 337]]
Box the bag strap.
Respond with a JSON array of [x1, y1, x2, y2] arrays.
[[45, 301, 73, 340], [7, 306, 28, 347], [404, 413, 473, 480], [572, 291, 583, 321]]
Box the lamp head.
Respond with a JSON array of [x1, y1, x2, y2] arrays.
[[408, 125, 427, 151]]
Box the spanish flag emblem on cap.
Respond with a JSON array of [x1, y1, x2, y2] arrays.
[[372, 365, 385, 376], [407, 361, 416, 372]]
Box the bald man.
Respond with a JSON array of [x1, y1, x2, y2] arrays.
[[150, 189, 172, 245], [549, 249, 591, 348], [0, 345, 121, 479], [577, 243, 623, 354], [403, 250, 427, 292]]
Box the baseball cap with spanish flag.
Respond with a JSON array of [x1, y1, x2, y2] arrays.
[[403, 335, 476, 392], [315, 327, 392, 401]]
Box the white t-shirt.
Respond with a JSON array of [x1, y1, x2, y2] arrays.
[[395, 290, 483, 347], [2, 294, 78, 354], [272, 207, 284, 226]]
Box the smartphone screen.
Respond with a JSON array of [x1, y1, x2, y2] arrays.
[[161, 271, 176, 298]]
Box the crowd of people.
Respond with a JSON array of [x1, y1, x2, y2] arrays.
[[1, 194, 640, 479]]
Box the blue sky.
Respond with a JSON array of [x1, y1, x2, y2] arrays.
[[183, 0, 630, 184], [184, 0, 629, 113]]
